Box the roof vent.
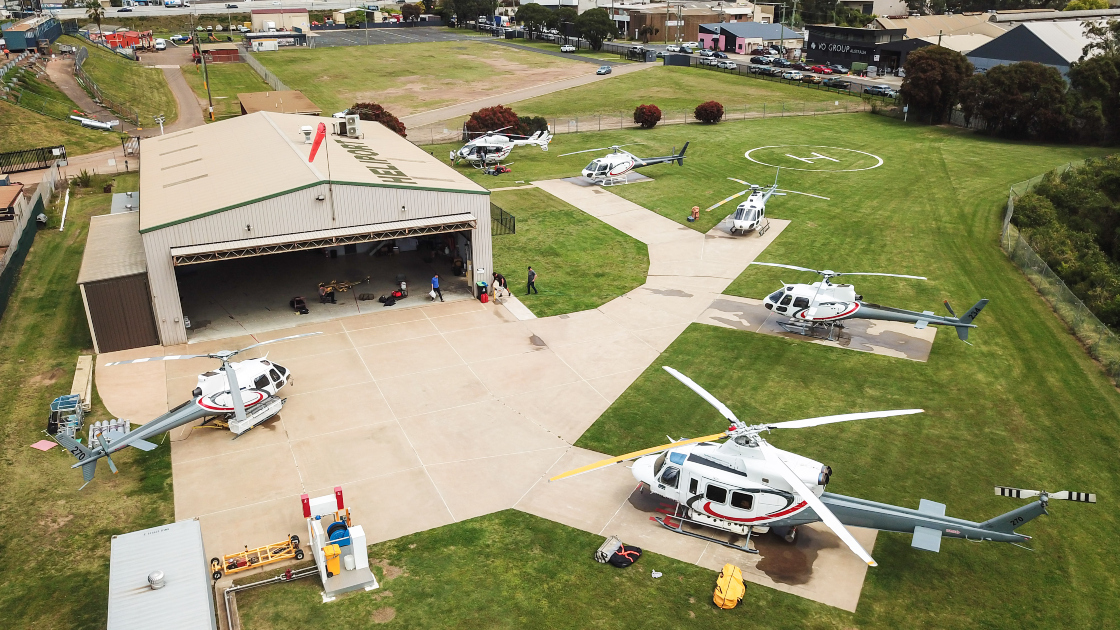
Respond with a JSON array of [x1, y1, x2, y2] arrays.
[[300, 125, 314, 144], [148, 571, 166, 590]]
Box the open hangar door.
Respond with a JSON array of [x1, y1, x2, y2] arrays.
[[172, 222, 477, 342]]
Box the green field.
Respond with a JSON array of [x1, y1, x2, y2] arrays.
[[75, 14, 251, 39], [62, 35, 178, 122], [490, 187, 648, 316], [0, 174, 175, 629], [253, 40, 586, 116], [506, 38, 633, 63], [0, 99, 124, 155], [179, 62, 271, 121]]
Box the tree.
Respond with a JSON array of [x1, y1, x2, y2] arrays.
[[633, 104, 662, 128], [574, 8, 616, 51], [1064, 0, 1108, 10], [959, 62, 1072, 141], [1069, 55, 1120, 143], [465, 104, 520, 133], [637, 24, 659, 44], [349, 102, 407, 137], [401, 2, 422, 20], [899, 46, 973, 124], [694, 100, 724, 123], [345, 10, 366, 26], [517, 115, 548, 135], [84, 0, 105, 37], [515, 2, 551, 37], [834, 5, 875, 27], [550, 6, 576, 30]]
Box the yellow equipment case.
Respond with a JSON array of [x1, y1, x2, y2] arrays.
[[713, 563, 746, 610]]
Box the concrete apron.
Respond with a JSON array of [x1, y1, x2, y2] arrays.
[[94, 180, 870, 611]]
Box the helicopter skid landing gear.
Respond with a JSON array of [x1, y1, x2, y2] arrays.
[[653, 507, 759, 554], [777, 319, 844, 342], [757, 218, 771, 237]]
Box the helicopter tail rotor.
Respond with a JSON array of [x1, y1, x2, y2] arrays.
[[996, 486, 1096, 503]]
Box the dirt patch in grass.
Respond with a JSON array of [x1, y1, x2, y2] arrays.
[[28, 367, 65, 387], [371, 607, 396, 623], [371, 558, 405, 581]]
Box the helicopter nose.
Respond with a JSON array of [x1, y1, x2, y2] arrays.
[[631, 455, 655, 485]]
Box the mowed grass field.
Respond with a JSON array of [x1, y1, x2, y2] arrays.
[[254, 40, 588, 117], [490, 187, 648, 317], [0, 99, 123, 154], [505, 38, 634, 63], [179, 62, 271, 121], [62, 35, 178, 122], [0, 174, 175, 629]]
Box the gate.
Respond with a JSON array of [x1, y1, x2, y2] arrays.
[[0, 146, 66, 174]]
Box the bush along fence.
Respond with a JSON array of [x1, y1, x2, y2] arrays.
[[240, 51, 291, 92], [74, 47, 140, 125], [0, 161, 61, 322], [408, 99, 871, 146], [1000, 159, 1120, 381]]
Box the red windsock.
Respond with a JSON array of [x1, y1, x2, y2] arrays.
[[308, 122, 327, 163]]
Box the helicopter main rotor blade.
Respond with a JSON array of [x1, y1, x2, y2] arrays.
[[663, 366, 741, 426], [548, 432, 729, 482], [559, 147, 611, 157], [704, 190, 750, 212], [766, 409, 923, 430], [727, 177, 753, 187], [756, 438, 877, 567], [831, 272, 927, 280], [775, 189, 830, 200], [749, 262, 826, 275], [232, 332, 323, 356], [105, 354, 212, 366]]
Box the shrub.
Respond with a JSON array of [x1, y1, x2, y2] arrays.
[[694, 100, 724, 124], [517, 115, 549, 136], [633, 103, 662, 129], [465, 104, 521, 134], [348, 102, 407, 137]]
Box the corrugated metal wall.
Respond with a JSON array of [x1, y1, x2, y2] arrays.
[[82, 274, 161, 353], [144, 183, 490, 345]]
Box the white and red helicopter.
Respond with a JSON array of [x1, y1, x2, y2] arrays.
[[450, 126, 553, 167], [705, 170, 829, 236], [561, 143, 689, 186], [550, 367, 1095, 564], [752, 262, 989, 342]]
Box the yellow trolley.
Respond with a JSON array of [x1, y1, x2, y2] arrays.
[[210, 534, 303, 580]]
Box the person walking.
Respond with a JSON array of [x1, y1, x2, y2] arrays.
[[527, 266, 538, 295], [431, 274, 444, 302]]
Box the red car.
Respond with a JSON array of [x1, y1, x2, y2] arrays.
[[810, 65, 833, 74]]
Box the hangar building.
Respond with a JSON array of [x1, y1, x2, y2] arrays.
[[81, 112, 491, 349]]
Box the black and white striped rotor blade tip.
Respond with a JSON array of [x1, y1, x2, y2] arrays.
[[995, 486, 1041, 499], [1051, 491, 1097, 503]]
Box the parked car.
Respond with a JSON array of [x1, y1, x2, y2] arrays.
[[683, 41, 699, 48], [827, 63, 849, 74], [656, 51, 665, 58], [666, 44, 681, 52], [750, 55, 770, 64], [560, 44, 576, 52], [698, 49, 714, 57], [716, 60, 737, 69], [801, 74, 823, 84], [772, 59, 792, 68], [864, 84, 898, 97], [596, 65, 612, 75], [225, 3, 238, 7], [809, 65, 833, 74], [154, 38, 167, 50], [712, 51, 728, 59], [767, 66, 785, 76], [117, 6, 132, 11], [700, 57, 719, 66], [171, 34, 189, 42], [791, 62, 808, 70], [823, 77, 852, 89], [747, 64, 767, 74], [680, 45, 695, 53], [781, 70, 803, 80]]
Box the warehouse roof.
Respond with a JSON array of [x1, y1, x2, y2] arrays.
[[702, 22, 804, 41], [250, 7, 308, 13], [107, 519, 214, 630], [78, 212, 146, 284], [237, 90, 322, 115], [138, 111, 487, 233], [968, 21, 1092, 66], [872, 13, 1007, 38]]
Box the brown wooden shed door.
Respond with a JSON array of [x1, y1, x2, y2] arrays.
[[84, 274, 160, 353]]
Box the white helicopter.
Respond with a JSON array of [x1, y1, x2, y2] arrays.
[[561, 142, 688, 186], [705, 169, 829, 236], [753, 262, 988, 341], [551, 367, 1095, 564], [450, 126, 553, 167]]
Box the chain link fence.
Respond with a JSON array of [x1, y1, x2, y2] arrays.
[[74, 47, 139, 125], [407, 99, 871, 146], [239, 50, 291, 92], [1000, 159, 1120, 380]]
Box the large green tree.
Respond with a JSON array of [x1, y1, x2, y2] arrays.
[[84, 0, 105, 36], [515, 2, 551, 37], [574, 8, 616, 51], [959, 61, 1072, 141], [899, 46, 974, 124]]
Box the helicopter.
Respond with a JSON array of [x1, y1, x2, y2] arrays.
[[450, 126, 553, 167], [52, 333, 320, 489], [705, 169, 829, 236], [561, 142, 689, 186], [551, 367, 1096, 564], [751, 262, 989, 342]]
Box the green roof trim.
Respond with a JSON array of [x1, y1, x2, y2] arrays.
[[140, 179, 490, 234]]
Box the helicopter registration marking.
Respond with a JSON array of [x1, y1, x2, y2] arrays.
[[702, 500, 809, 523]]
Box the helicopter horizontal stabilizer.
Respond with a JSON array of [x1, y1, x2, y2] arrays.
[[914, 320, 928, 329], [129, 438, 158, 452], [54, 433, 99, 488], [911, 526, 943, 552]]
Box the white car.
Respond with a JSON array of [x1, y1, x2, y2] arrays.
[[560, 44, 575, 52], [782, 70, 803, 80], [683, 41, 698, 49], [666, 44, 680, 52], [154, 38, 167, 50], [716, 60, 736, 69], [700, 57, 718, 66]]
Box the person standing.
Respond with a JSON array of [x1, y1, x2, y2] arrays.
[[527, 266, 538, 295], [431, 274, 444, 302], [492, 271, 508, 297]]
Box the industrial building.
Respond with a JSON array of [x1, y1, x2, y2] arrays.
[[250, 7, 310, 32], [698, 22, 803, 54], [0, 15, 60, 52], [967, 21, 1092, 76], [78, 111, 491, 349]]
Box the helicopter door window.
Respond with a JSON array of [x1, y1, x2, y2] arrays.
[[269, 369, 282, 383], [793, 297, 809, 308], [730, 492, 754, 511], [660, 466, 680, 488], [689, 478, 698, 494], [705, 484, 728, 504], [779, 295, 793, 306], [653, 452, 667, 475], [253, 375, 269, 390]]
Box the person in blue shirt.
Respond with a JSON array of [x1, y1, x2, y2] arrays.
[[431, 274, 444, 302]]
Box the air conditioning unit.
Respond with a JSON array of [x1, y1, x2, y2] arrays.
[[344, 114, 363, 139]]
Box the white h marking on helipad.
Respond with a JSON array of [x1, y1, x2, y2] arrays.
[[785, 151, 840, 164]]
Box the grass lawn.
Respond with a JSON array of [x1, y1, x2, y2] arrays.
[[490, 187, 647, 317], [75, 14, 251, 39], [0, 173, 174, 629], [62, 35, 178, 122], [0, 99, 124, 154], [253, 40, 587, 116], [506, 38, 633, 63], [179, 62, 270, 121]]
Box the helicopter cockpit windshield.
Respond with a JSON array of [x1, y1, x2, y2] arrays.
[[734, 206, 758, 222], [767, 289, 784, 302]]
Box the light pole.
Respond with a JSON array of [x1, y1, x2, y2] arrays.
[[153, 114, 165, 135]]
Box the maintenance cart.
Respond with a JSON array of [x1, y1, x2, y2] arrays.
[[210, 535, 303, 580]]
